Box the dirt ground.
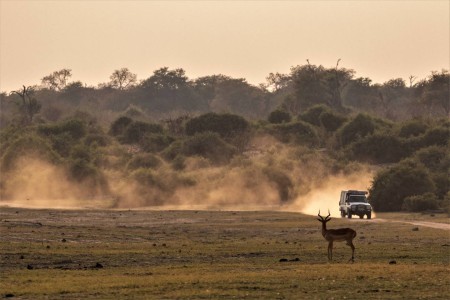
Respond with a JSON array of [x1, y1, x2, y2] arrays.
[[1, 206, 449, 299]]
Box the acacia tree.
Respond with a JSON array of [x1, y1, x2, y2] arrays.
[[287, 60, 354, 114], [417, 70, 449, 117], [265, 72, 291, 92], [377, 78, 406, 119], [11, 85, 41, 125], [109, 68, 137, 90], [41, 69, 72, 90]]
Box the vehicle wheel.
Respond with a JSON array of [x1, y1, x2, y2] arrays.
[[367, 212, 371, 219], [347, 211, 352, 219], [359, 215, 364, 219]]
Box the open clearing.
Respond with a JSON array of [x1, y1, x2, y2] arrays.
[[1, 207, 449, 299]]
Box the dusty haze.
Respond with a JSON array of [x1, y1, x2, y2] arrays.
[[0, 137, 374, 217]]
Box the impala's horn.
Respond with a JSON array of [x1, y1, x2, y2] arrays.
[[317, 210, 324, 221]]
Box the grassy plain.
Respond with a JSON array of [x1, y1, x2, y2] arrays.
[[1, 207, 449, 299]]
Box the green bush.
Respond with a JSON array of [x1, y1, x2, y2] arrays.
[[418, 126, 449, 148], [171, 155, 186, 171], [413, 146, 450, 173], [49, 132, 75, 157], [1, 134, 61, 171], [130, 168, 159, 187], [402, 193, 439, 212], [70, 144, 93, 162], [84, 134, 110, 147], [121, 121, 163, 144], [268, 121, 319, 146], [368, 160, 435, 212], [431, 173, 450, 200], [268, 109, 291, 124], [124, 105, 145, 118], [139, 133, 175, 153], [337, 114, 378, 146], [319, 111, 347, 132], [298, 104, 330, 127], [127, 153, 162, 171], [68, 158, 99, 182], [348, 133, 407, 164], [109, 116, 133, 136], [38, 119, 87, 140], [162, 140, 184, 160], [182, 132, 237, 164], [398, 120, 428, 138], [185, 112, 249, 138]]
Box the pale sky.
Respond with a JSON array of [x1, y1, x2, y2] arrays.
[[0, 0, 448, 93]]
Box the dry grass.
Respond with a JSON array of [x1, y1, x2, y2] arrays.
[[1, 207, 449, 299]]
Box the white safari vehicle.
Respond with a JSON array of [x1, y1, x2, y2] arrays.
[[339, 190, 372, 219]]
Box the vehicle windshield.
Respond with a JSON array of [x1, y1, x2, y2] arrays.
[[348, 195, 367, 203]]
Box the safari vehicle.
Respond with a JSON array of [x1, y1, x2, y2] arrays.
[[339, 190, 372, 219]]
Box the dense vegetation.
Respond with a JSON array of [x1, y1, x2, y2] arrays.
[[0, 65, 448, 212]]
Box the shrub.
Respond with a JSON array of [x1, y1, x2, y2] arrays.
[[431, 173, 450, 200], [1, 135, 61, 171], [38, 119, 87, 140], [127, 153, 162, 171], [131, 168, 158, 186], [162, 140, 184, 160], [348, 133, 407, 164], [398, 120, 428, 138], [337, 114, 377, 146], [319, 111, 347, 132], [268, 109, 291, 124], [402, 193, 439, 212], [298, 104, 330, 127], [171, 155, 186, 171], [109, 116, 133, 136], [68, 158, 99, 182], [418, 126, 449, 148], [84, 134, 110, 147], [139, 133, 175, 153], [269, 121, 319, 146], [413, 146, 450, 173], [182, 132, 237, 164], [70, 144, 94, 163], [185, 112, 249, 138], [48, 132, 75, 157], [124, 105, 145, 118], [121, 121, 163, 144], [368, 160, 435, 212]]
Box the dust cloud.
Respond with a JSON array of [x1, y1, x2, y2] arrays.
[[0, 139, 375, 214], [285, 171, 373, 217], [0, 157, 112, 209]]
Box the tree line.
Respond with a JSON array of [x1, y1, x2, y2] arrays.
[[0, 63, 448, 213], [1, 64, 448, 127]]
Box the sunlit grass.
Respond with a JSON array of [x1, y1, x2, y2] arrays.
[[1, 207, 449, 299]]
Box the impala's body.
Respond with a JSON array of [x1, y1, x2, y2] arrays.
[[317, 211, 356, 262]]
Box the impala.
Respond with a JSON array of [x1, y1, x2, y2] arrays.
[[317, 210, 357, 262]]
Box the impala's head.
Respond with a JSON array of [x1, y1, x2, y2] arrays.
[[317, 210, 331, 223]]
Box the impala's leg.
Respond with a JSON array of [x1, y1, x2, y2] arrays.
[[328, 241, 333, 261], [348, 241, 355, 263]]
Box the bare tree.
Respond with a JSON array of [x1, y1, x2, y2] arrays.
[[11, 85, 41, 125], [109, 68, 137, 90], [408, 75, 417, 88]]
